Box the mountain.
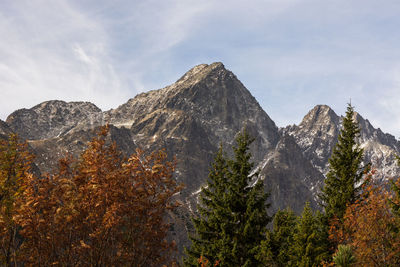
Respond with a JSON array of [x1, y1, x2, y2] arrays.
[[2, 62, 400, 255], [0, 119, 13, 140], [258, 134, 324, 212], [282, 105, 341, 175], [104, 63, 281, 195], [4, 62, 321, 254], [6, 100, 102, 140], [284, 105, 400, 184]]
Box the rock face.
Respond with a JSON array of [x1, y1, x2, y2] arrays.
[[282, 105, 340, 175], [284, 105, 400, 184], [104, 63, 280, 195], [355, 113, 400, 179], [3, 62, 400, 256], [0, 119, 13, 139], [258, 135, 325, 212], [6, 101, 102, 140]]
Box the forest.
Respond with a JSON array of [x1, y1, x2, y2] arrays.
[[1, 105, 400, 267]]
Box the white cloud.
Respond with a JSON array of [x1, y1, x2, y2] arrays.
[[0, 0, 130, 119], [0, 0, 400, 138]]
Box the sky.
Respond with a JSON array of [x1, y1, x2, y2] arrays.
[[1, 0, 400, 137]]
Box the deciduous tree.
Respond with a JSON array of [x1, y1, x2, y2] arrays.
[[0, 134, 33, 265], [15, 126, 182, 266], [329, 176, 400, 266]]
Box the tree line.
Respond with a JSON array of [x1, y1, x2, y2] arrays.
[[185, 104, 400, 267], [1, 104, 400, 266]]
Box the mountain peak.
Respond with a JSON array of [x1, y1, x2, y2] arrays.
[[175, 62, 229, 86], [30, 100, 102, 114], [300, 105, 339, 129], [6, 100, 102, 140]]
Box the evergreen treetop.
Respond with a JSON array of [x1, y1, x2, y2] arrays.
[[291, 202, 329, 267], [257, 208, 297, 266], [319, 104, 365, 222], [184, 130, 272, 267]]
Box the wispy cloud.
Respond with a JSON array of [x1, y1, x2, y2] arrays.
[[0, 0, 129, 117], [1, 0, 400, 137]]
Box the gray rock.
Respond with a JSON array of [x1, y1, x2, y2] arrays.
[[284, 104, 400, 188], [0, 119, 13, 139], [6, 100, 102, 140], [4, 62, 400, 257]]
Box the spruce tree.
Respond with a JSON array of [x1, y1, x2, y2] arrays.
[[319, 104, 365, 222], [257, 209, 297, 266], [184, 131, 272, 267], [184, 145, 231, 266], [291, 203, 328, 267]]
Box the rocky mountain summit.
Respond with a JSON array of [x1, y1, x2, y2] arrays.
[[2, 62, 400, 254], [284, 105, 400, 183], [7, 100, 102, 140]]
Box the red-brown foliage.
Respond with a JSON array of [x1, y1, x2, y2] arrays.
[[0, 134, 33, 265], [14, 126, 182, 266], [329, 172, 400, 266]]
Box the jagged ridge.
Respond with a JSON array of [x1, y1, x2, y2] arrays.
[[3, 62, 400, 256]]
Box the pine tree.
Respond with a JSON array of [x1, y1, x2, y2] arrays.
[[319, 104, 365, 222], [257, 208, 297, 266], [184, 131, 272, 267], [332, 245, 356, 267], [184, 146, 231, 266], [291, 202, 328, 267]]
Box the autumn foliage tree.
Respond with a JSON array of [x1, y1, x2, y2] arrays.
[[14, 125, 182, 266], [329, 173, 400, 266], [0, 134, 33, 265]]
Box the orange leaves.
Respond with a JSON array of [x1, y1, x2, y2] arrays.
[[0, 134, 33, 265], [198, 255, 220, 267], [329, 172, 400, 266], [12, 126, 182, 266], [80, 240, 91, 249]]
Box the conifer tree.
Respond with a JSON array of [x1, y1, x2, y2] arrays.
[[319, 104, 365, 222], [257, 208, 297, 266], [291, 202, 328, 267], [184, 131, 272, 267], [332, 245, 356, 267], [184, 146, 231, 266]]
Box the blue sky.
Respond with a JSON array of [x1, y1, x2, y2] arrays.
[[1, 0, 400, 137]]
